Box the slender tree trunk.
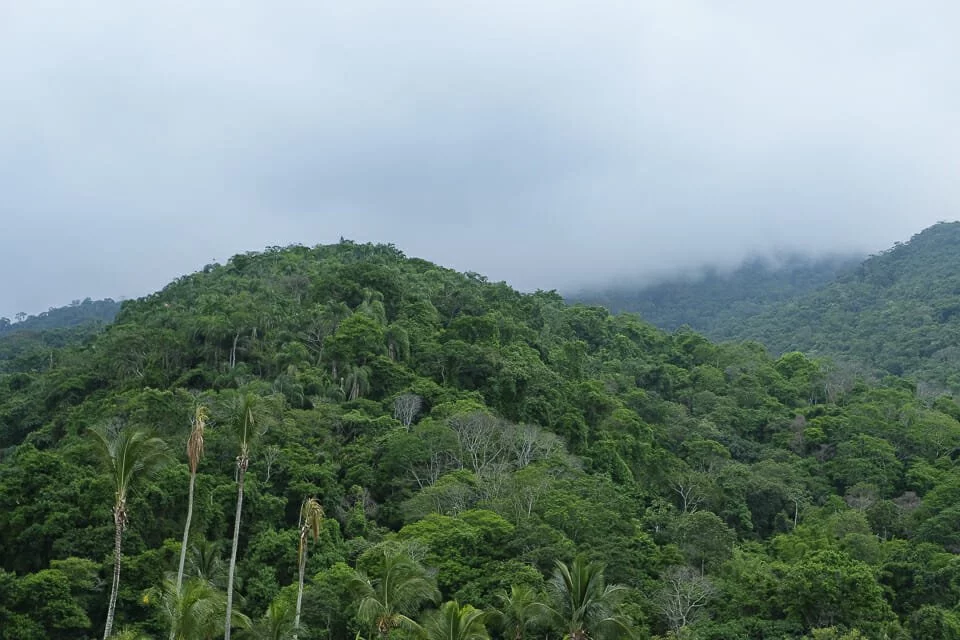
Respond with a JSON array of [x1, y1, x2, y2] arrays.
[[171, 471, 197, 640], [224, 465, 246, 640], [294, 543, 306, 640], [104, 508, 124, 639]]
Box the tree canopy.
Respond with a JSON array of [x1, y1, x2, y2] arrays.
[[0, 239, 957, 639]]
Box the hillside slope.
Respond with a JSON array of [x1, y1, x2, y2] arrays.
[[572, 254, 861, 333], [712, 222, 960, 390], [581, 222, 960, 392], [2, 241, 960, 639], [0, 298, 120, 335]]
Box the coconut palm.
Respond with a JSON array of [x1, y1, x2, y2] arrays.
[[188, 538, 227, 587], [147, 575, 250, 640], [89, 425, 169, 640], [421, 601, 490, 640], [349, 545, 439, 638], [294, 497, 324, 640], [244, 595, 296, 640], [493, 585, 544, 640], [538, 557, 631, 640], [176, 406, 209, 596], [224, 391, 274, 640]]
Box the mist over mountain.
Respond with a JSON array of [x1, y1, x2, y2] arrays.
[[584, 221, 960, 392], [570, 252, 864, 332]]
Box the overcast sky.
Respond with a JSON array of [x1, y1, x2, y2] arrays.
[[2, 1, 958, 318]]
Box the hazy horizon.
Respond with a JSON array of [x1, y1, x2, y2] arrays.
[[3, 2, 959, 318], [0, 238, 895, 321]]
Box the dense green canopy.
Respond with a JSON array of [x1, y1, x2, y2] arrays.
[[1, 240, 959, 639]]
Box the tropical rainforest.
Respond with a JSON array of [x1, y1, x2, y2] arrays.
[[3, 239, 960, 640], [0, 299, 120, 375], [581, 222, 960, 393]]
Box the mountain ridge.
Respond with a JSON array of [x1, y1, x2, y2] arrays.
[[577, 221, 960, 392]]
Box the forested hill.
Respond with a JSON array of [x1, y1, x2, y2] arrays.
[[0, 298, 121, 374], [578, 222, 960, 393], [571, 254, 861, 333], [5, 241, 960, 639], [0, 298, 120, 335], [708, 222, 960, 391]]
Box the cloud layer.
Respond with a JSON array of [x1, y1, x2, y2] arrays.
[[2, 1, 958, 317]]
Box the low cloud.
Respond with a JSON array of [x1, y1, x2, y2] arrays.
[[1, 1, 957, 316]]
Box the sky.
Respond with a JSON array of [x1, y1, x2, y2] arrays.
[[2, 1, 959, 318]]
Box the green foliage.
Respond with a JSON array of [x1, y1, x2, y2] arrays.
[[2, 239, 960, 639], [419, 600, 490, 640], [582, 222, 960, 393]]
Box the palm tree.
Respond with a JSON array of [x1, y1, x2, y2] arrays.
[[349, 545, 439, 638], [493, 585, 544, 640], [89, 425, 169, 639], [224, 391, 273, 640], [538, 557, 631, 640], [245, 595, 296, 640], [176, 406, 209, 595], [294, 497, 324, 640], [421, 601, 490, 640], [188, 538, 227, 587], [147, 575, 250, 640]]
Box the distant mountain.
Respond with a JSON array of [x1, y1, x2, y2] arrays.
[[0, 298, 120, 336], [715, 222, 960, 390], [572, 254, 862, 334], [0, 298, 120, 373], [582, 222, 960, 392]]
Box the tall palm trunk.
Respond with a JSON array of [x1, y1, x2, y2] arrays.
[[171, 469, 197, 640], [224, 457, 247, 640], [294, 546, 306, 640], [176, 471, 197, 589], [174, 405, 207, 640], [104, 505, 126, 639], [294, 497, 323, 640]]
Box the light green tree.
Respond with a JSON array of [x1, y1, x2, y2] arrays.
[[90, 425, 169, 640], [147, 575, 250, 640], [421, 600, 490, 640], [350, 545, 439, 638], [492, 584, 544, 640], [538, 557, 631, 640]]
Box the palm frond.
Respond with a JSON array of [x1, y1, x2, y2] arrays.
[[89, 424, 169, 505]]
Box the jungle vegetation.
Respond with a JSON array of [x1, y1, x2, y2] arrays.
[[2, 240, 960, 639]]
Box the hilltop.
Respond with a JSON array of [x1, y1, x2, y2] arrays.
[[2, 241, 960, 639]]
